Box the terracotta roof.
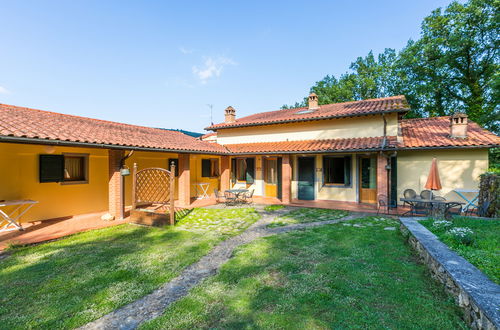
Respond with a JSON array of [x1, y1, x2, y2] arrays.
[[401, 117, 500, 149], [0, 103, 227, 153], [207, 95, 409, 130], [201, 132, 217, 139], [225, 136, 398, 154]]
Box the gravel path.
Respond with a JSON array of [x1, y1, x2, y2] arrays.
[[80, 207, 368, 330]]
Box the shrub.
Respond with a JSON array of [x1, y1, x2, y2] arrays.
[[431, 219, 453, 231], [446, 227, 474, 246], [478, 172, 500, 217]]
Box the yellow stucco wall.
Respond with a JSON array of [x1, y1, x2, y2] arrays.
[[396, 149, 489, 203], [0, 142, 108, 222], [216, 113, 398, 144]]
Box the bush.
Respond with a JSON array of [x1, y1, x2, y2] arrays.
[[478, 172, 500, 217], [446, 227, 474, 246]]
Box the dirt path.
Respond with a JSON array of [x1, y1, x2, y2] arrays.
[[80, 208, 368, 330]]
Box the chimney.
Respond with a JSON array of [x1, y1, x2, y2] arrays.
[[224, 106, 236, 123], [308, 93, 319, 110], [450, 112, 468, 138]]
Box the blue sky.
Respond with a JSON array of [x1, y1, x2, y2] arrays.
[[0, 0, 452, 133]]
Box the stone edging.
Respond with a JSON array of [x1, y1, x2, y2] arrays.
[[399, 217, 500, 330]]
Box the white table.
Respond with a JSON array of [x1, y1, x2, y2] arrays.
[[193, 183, 210, 200], [453, 189, 480, 212], [0, 199, 38, 232]]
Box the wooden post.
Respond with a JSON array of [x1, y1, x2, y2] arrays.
[[169, 161, 176, 225], [132, 163, 137, 210]]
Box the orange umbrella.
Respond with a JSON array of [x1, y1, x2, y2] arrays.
[[425, 158, 442, 191]]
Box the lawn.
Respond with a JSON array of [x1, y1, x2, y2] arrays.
[[0, 207, 259, 329], [267, 207, 348, 228], [420, 217, 500, 284], [143, 215, 466, 329]]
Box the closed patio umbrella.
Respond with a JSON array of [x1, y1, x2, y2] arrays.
[[425, 158, 442, 198]]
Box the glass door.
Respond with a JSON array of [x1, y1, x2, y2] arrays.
[[359, 156, 377, 203]]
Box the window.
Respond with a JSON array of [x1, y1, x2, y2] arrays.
[[39, 153, 88, 183], [202, 158, 219, 178], [231, 158, 255, 184], [323, 156, 351, 186]]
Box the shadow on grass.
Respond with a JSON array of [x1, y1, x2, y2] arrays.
[[0, 224, 220, 329]]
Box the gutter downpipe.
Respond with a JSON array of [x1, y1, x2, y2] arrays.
[[119, 151, 134, 220]]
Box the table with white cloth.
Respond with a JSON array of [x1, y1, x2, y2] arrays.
[[0, 199, 38, 232]]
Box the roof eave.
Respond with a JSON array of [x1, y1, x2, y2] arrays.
[[0, 136, 228, 155], [205, 108, 408, 131]]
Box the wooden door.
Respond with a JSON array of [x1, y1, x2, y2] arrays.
[[298, 157, 315, 200], [264, 158, 278, 197], [359, 156, 377, 204]]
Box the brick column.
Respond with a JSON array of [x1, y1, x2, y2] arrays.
[[108, 149, 125, 219], [178, 154, 191, 207], [282, 155, 292, 204], [220, 156, 230, 192], [377, 152, 389, 206]]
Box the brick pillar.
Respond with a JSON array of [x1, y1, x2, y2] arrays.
[[178, 154, 191, 207], [220, 156, 230, 192], [108, 149, 125, 219], [282, 155, 292, 204], [377, 152, 389, 206]]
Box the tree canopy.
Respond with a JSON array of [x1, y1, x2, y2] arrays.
[[283, 0, 499, 133]]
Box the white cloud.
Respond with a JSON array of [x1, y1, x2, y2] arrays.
[[192, 56, 236, 84], [0, 86, 10, 94], [179, 46, 193, 54]]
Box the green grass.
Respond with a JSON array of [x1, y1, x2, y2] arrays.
[[421, 217, 500, 284], [143, 216, 465, 329], [267, 207, 348, 228], [263, 204, 285, 212], [0, 207, 260, 329]]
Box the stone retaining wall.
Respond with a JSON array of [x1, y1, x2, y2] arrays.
[[399, 218, 500, 330]]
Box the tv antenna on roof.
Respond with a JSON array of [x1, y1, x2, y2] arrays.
[[206, 104, 213, 125]]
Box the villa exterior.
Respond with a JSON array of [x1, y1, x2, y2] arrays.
[[0, 94, 498, 224]]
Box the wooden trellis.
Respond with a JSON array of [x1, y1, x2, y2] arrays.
[[132, 162, 175, 225]]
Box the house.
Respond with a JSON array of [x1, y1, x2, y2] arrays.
[[0, 94, 498, 225], [205, 94, 499, 206]]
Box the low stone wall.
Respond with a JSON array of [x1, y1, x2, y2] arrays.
[[400, 218, 500, 330]]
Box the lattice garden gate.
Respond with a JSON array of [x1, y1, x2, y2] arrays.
[[131, 162, 176, 225]]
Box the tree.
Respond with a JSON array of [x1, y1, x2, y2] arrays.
[[283, 0, 499, 133]]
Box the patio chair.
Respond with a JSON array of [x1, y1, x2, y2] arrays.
[[376, 194, 398, 215], [243, 189, 254, 204], [402, 189, 417, 206], [420, 190, 432, 200], [224, 191, 237, 206], [214, 189, 225, 203]]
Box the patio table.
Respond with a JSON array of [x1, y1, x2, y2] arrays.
[[453, 189, 479, 212], [0, 199, 38, 232], [400, 197, 464, 219], [225, 189, 249, 205]]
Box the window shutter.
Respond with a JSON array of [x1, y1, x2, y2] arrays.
[[201, 159, 211, 177], [246, 158, 255, 184], [344, 156, 352, 186], [231, 158, 237, 183], [40, 154, 64, 183], [168, 158, 179, 176]]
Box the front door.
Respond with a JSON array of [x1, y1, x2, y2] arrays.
[[359, 156, 377, 203], [264, 157, 278, 197], [298, 157, 315, 200]]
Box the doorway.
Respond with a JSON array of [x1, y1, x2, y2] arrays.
[[359, 155, 377, 203], [298, 157, 315, 200], [264, 157, 278, 197]]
